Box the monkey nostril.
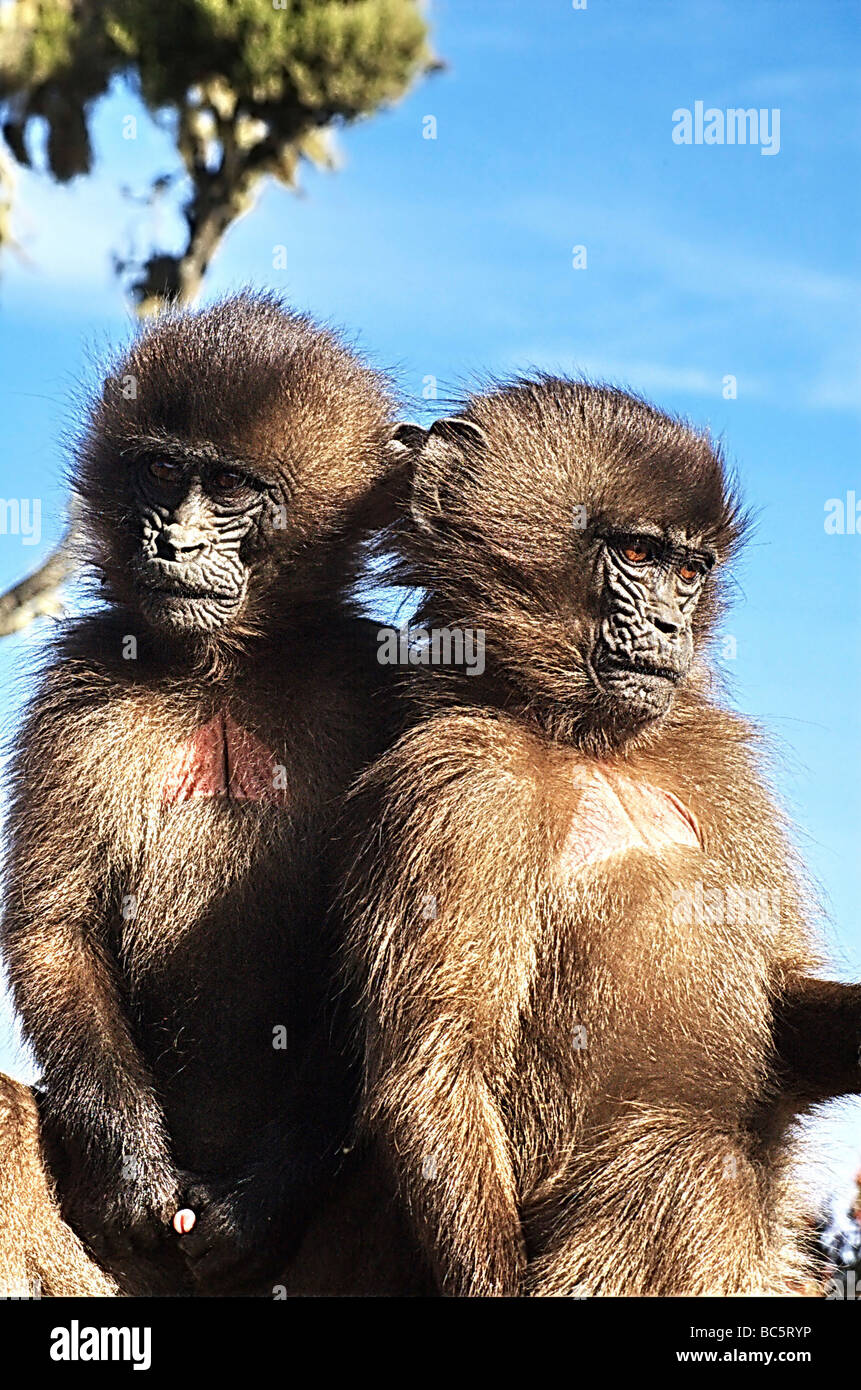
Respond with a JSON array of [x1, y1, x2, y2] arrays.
[[653, 614, 682, 635], [156, 532, 205, 561]]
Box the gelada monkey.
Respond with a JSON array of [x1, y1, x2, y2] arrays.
[[342, 377, 861, 1296], [0, 292, 414, 1295]]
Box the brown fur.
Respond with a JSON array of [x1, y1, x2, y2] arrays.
[[278, 1148, 434, 1296], [0, 293, 416, 1295], [341, 378, 859, 1296], [0, 1073, 117, 1297]]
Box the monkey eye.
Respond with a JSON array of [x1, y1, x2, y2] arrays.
[[210, 468, 248, 494], [621, 540, 654, 565], [678, 560, 704, 582], [148, 459, 183, 484]]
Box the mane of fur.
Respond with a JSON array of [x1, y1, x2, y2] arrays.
[[339, 377, 826, 1298]]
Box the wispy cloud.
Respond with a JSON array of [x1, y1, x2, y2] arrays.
[[497, 194, 861, 412], [737, 65, 861, 101]]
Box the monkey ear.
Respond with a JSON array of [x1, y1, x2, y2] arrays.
[[426, 417, 488, 452], [388, 422, 428, 459], [358, 424, 426, 529], [411, 416, 488, 532]]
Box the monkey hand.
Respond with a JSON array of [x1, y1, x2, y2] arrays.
[[35, 1089, 183, 1287], [174, 1171, 310, 1296], [62, 1155, 181, 1277]]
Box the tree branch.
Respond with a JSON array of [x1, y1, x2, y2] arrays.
[[0, 528, 78, 637]]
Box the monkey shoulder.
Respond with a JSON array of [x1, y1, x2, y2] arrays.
[[7, 618, 174, 825], [360, 708, 550, 828], [265, 614, 401, 771], [26, 614, 147, 698], [342, 712, 550, 987], [11, 623, 120, 750], [656, 704, 790, 832]]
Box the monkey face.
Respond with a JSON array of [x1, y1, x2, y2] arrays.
[[398, 379, 746, 750], [588, 529, 715, 723], [73, 293, 402, 651], [131, 454, 276, 634]]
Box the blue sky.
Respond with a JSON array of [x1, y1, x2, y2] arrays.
[[0, 0, 859, 1214]]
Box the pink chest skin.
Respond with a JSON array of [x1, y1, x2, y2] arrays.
[[160, 712, 287, 805], [560, 765, 702, 873]]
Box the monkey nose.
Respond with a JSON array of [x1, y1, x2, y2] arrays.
[[157, 529, 205, 561], [650, 607, 683, 636]]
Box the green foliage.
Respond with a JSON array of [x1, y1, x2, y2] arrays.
[[107, 0, 431, 118], [0, 0, 434, 301]]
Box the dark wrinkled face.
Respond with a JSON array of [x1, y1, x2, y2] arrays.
[[131, 447, 276, 633], [589, 527, 714, 721]]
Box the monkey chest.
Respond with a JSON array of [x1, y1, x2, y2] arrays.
[[553, 764, 774, 959], [158, 710, 288, 805], [110, 709, 311, 968], [558, 764, 702, 874], [549, 764, 772, 1092]]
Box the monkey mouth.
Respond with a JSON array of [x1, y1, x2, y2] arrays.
[[137, 581, 245, 633], [588, 652, 685, 723], [605, 659, 683, 685], [145, 584, 239, 604], [593, 653, 684, 688]]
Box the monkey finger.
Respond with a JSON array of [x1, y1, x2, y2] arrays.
[[182, 1179, 215, 1211], [173, 1207, 196, 1235]]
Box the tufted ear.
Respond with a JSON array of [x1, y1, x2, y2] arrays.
[[349, 424, 426, 531], [411, 416, 489, 533], [387, 422, 428, 459], [426, 417, 488, 452]]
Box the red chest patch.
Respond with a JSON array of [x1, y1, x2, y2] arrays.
[[160, 712, 287, 806], [561, 765, 702, 874]]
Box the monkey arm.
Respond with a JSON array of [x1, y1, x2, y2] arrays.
[[3, 911, 175, 1200], [0, 1072, 119, 1296], [2, 898, 178, 1227], [772, 978, 861, 1106], [1, 697, 177, 1223], [714, 748, 861, 1108], [363, 1026, 523, 1299], [342, 714, 543, 1297]]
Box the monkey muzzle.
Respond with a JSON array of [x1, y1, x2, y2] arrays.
[[135, 563, 248, 634], [591, 643, 690, 723]]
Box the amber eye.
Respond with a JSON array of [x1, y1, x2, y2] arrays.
[[678, 562, 702, 582], [210, 468, 246, 494], [622, 543, 651, 564], [148, 459, 182, 484]]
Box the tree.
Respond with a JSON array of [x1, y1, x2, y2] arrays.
[[0, 0, 437, 633]]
